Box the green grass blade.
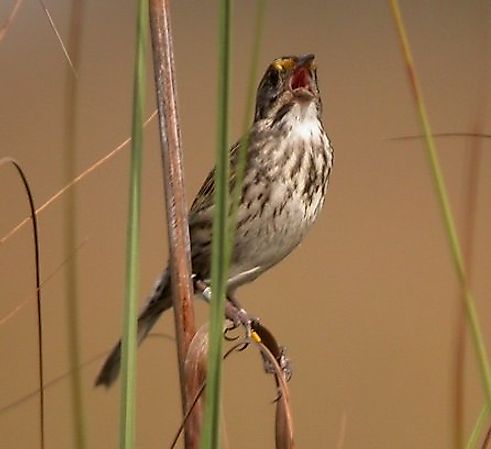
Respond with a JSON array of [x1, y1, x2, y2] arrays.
[[389, 0, 491, 411], [119, 0, 148, 448], [229, 0, 266, 248], [200, 0, 231, 448], [63, 1, 85, 447], [466, 405, 489, 449]]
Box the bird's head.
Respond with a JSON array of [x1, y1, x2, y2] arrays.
[[254, 54, 321, 122]]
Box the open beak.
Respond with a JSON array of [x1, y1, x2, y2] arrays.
[[289, 54, 315, 96]]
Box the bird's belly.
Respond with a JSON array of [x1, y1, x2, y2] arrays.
[[228, 187, 325, 287]]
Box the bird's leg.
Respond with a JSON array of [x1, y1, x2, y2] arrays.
[[193, 278, 258, 339], [226, 293, 259, 326], [225, 292, 242, 311], [193, 278, 291, 380], [224, 298, 260, 341]]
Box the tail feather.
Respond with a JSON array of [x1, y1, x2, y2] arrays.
[[95, 271, 172, 388]]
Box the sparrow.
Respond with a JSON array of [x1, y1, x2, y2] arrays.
[[96, 54, 334, 387]]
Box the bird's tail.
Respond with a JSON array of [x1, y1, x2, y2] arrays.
[[95, 270, 172, 388]]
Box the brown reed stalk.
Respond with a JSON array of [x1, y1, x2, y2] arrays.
[[148, 1, 200, 447]]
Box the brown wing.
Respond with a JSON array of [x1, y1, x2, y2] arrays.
[[189, 140, 241, 215]]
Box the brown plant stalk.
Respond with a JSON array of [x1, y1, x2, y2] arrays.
[[148, 0, 200, 447]]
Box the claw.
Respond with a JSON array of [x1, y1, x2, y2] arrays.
[[224, 320, 241, 341], [260, 346, 293, 381]]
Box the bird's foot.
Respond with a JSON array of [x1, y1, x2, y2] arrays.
[[250, 322, 293, 382], [224, 302, 260, 342], [193, 278, 260, 341]]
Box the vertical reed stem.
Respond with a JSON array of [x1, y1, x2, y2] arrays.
[[148, 1, 199, 446]]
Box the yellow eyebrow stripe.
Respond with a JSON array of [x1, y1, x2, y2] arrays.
[[272, 57, 295, 72]]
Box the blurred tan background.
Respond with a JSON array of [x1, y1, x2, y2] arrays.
[[1, 1, 490, 448]]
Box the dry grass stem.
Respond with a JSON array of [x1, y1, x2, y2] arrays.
[[0, 0, 24, 43], [148, 0, 198, 445], [0, 157, 44, 449], [0, 111, 157, 246], [37, 0, 78, 77], [0, 238, 88, 326]]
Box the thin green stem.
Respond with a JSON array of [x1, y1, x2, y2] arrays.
[[389, 0, 491, 410], [63, 1, 85, 448], [201, 0, 231, 448], [466, 405, 489, 449], [119, 0, 147, 448], [228, 0, 266, 251]]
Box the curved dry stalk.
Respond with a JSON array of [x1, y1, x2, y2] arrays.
[[254, 338, 295, 449], [184, 324, 210, 393], [171, 330, 250, 449], [0, 157, 44, 449], [170, 324, 210, 449], [0, 110, 157, 246], [174, 281, 296, 448], [172, 314, 296, 449], [0, 0, 24, 43]]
